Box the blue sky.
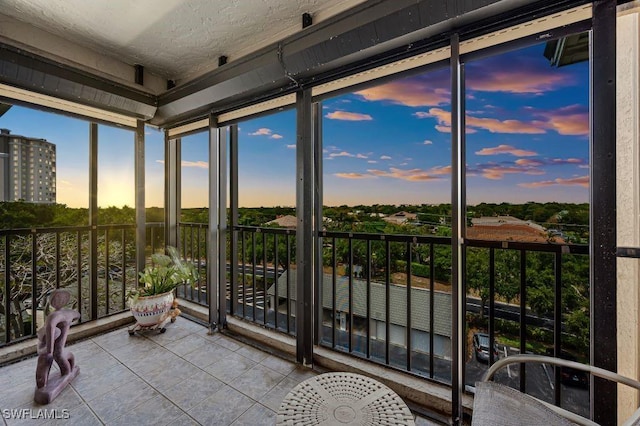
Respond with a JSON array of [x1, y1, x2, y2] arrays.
[[236, 42, 589, 207], [0, 40, 589, 208]]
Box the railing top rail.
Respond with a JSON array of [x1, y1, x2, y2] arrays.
[[320, 230, 450, 245], [234, 225, 296, 235], [0, 222, 160, 236], [465, 238, 589, 254], [178, 222, 209, 227]]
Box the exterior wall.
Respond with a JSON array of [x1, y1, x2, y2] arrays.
[[0, 129, 56, 203], [0, 130, 9, 201], [617, 7, 640, 421]]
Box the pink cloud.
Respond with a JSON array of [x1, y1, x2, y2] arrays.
[[270, 134, 283, 139], [537, 105, 589, 136], [367, 160, 378, 164], [478, 165, 545, 180], [356, 153, 368, 159], [476, 145, 538, 157], [468, 72, 569, 94], [325, 111, 373, 121], [550, 158, 585, 165], [515, 158, 544, 167], [466, 56, 573, 94], [427, 108, 545, 134], [366, 166, 449, 182], [519, 175, 589, 188], [286, 144, 296, 149], [334, 173, 375, 179], [429, 165, 452, 175], [356, 81, 449, 107], [466, 116, 545, 134]]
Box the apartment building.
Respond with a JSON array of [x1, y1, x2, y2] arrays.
[[0, 128, 56, 203]]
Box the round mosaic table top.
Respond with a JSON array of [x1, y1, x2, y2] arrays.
[[276, 372, 415, 425]]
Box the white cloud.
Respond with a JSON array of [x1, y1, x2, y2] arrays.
[[286, 144, 296, 149], [423, 140, 433, 145], [329, 151, 355, 158], [249, 128, 272, 136], [380, 155, 392, 160]]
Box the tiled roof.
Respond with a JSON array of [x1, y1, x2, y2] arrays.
[[265, 215, 298, 228], [267, 269, 451, 337]]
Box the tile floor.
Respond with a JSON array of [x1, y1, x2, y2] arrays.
[[0, 318, 440, 425]]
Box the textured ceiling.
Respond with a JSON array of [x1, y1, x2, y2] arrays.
[[0, 0, 360, 80]]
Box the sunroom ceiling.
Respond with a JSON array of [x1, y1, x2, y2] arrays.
[[0, 0, 363, 82]]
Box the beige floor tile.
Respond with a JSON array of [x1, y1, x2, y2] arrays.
[[87, 377, 158, 423], [228, 364, 285, 401], [231, 403, 276, 426], [162, 371, 224, 411], [203, 352, 256, 384], [107, 394, 184, 426], [186, 385, 253, 426], [258, 376, 300, 412]]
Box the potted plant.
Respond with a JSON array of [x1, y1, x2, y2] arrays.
[[127, 246, 198, 328]]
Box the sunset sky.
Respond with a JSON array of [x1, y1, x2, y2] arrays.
[[0, 40, 589, 208]]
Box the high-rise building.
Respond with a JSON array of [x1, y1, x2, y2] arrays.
[[0, 128, 56, 203]]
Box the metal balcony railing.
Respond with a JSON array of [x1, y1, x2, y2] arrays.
[[0, 223, 149, 347], [231, 225, 296, 335], [176, 222, 208, 306], [1, 219, 590, 416]]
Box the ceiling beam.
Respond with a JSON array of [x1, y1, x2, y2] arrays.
[[154, 0, 589, 128]]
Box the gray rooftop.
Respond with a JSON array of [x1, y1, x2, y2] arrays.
[[267, 269, 452, 338]]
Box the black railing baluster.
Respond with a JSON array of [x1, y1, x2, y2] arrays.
[[197, 225, 202, 303], [190, 225, 195, 301], [366, 240, 371, 359], [520, 249, 527, 393], [274, 234, 279, 330], [489, 248, 495, 365], [203, 225, 207, 306], [348, 236, 353, 353], [286, 232, 291, 334], [554, 251, 562, 406], [252, 231, 256, 322], [241, 230, 246, 318], [385, 238, 390, 366], [263, 231, 267, 326], [332, 237, 336, 348], [31, 231, 37, 336], [430, 242, 435, 379], [77, 231, 82, 321], [4, 235, 11, 344], [406, 240, 412, 371], [55, 232, 60, 289], [105, 229, 110, 316], [151, 227, 156, 258], [121, 229, 126, 310]]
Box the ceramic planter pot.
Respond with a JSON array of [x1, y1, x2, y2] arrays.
[[130, 291, 174, 326]]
